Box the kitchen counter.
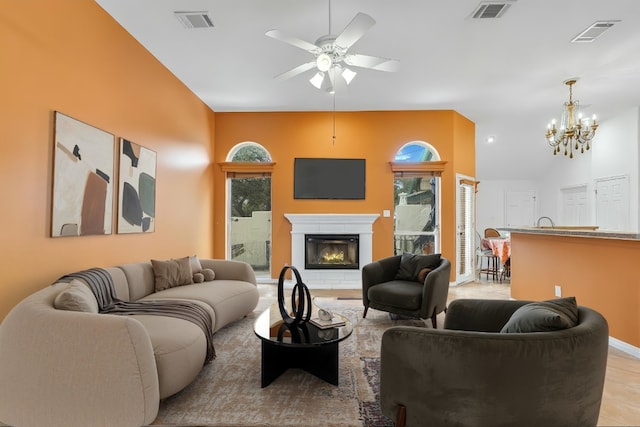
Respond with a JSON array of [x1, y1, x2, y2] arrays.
[[502, 226, 640, 241], [505, 229, 640, 352]]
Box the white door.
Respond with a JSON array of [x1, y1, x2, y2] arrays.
[[505, 191, 536, 226], [456, 176, 475, 284], [561, 185, 588, 225], [596, 176, 629, 231]]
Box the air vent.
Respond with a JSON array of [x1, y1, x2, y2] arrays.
[[174, 11, 214, 29], [471, 2, 514, 19], [571, 21, 619, 43]]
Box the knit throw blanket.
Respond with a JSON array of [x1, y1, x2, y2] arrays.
[[58, 268, 215, 363]]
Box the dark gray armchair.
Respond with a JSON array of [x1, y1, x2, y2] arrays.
[[362, 255, 451, 327], [380, 298, 609, 427]]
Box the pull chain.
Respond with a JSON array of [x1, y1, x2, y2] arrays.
[[328, 0, 331, 35], [332, 93, 336, 145]]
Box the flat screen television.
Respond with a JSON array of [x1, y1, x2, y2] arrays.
[[294, 158, 366, 200]]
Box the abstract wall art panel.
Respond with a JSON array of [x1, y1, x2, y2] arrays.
[[51, 112, 115, 237], [117, 138, 156, 233]]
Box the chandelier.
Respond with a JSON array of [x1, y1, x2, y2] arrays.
[[545, 79, 598, 158]]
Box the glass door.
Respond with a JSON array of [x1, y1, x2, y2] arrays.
[[228, 175, 272, 277], [394, 175, 439, 255], [456, 176, 475, 284]]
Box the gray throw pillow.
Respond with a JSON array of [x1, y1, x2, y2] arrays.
[[395, 253, 441, 282], [151, 256, 194, 291], [501, 297, 579, 333], [53, 279, 99, 313]]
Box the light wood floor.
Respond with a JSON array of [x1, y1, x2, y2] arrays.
[[259, 279, 640, 426]]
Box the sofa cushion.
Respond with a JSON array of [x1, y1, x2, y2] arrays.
[[130, 313, 206, 399], [395, 253, 441, 282], [368, 280, 423, 311], [151, 257, 193, 291], [146, 280, 259, 332], [53, 279, 99, 313], [501, 297, 579, 333]]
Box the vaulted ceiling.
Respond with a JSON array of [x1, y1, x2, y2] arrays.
[[95, 0, 640, 180]]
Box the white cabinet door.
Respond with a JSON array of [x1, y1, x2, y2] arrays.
[[561, 185, 588, 225], [505, 191, 536, 227], [596, 176, 629, 231]]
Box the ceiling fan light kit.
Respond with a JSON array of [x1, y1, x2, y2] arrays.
[[316, 53, 333, 72], [265, 6, 399, 93]]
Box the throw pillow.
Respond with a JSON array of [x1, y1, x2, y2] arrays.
[[501, 296, 579, 333], [202, 268, 215, 281], [189, 255, 203, 274], [395, 253, 441, 282], [53, 279, 99, 313], [151, 257, 194, 291], [193, 272, 205, 283], [174, 256, 193, 285]]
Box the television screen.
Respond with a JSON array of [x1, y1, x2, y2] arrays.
[[294, 158, 366, 200]]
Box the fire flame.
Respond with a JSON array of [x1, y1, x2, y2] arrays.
[[322, 251, 345, 263]]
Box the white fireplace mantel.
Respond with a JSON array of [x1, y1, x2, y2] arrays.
[[284, 213, 380, 288]]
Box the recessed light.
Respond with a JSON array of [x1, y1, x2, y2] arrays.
[[487, 135, 496, 143]]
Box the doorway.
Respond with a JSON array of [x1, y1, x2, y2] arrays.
[[456, 176, 475, 284], [226, 143, 273, 277], [505, 190, 537, 227], [560, 185, 588, 225], [596, 176, 629, 231]]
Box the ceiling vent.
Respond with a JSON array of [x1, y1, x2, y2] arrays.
[[571, 21, 620, 43], [471, 2, 514, 19], [174, 11, 214, 29]]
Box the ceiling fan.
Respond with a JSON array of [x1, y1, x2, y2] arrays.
[[265, 4, 399, 94]]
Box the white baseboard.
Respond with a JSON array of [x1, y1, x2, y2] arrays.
[[609, 336, 640, 359]]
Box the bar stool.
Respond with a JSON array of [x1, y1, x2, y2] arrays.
[[478, 250, 499, 281], [476, 231, 499, 281]]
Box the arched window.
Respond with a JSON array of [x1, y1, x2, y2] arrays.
[[394, 141, 439, 162], [227, 142, 272, 162]]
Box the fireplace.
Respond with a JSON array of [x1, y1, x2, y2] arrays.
[[305, 234, 359, 270], [284, 213, 379, 288]]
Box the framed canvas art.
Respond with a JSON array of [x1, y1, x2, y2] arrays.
[[117, 138, 156, 233], [51, 112, 115, 237]]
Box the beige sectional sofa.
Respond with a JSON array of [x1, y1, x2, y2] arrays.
[[0, 258, 260, 427]]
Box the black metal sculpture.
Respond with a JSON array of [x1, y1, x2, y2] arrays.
[[277, 265, 312, 324]]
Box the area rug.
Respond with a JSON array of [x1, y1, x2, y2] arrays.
[[149, 297, 426, 427]]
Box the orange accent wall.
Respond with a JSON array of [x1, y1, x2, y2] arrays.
[[0, 1, 476, 322], [510, 232, 640, 347], [0, 1, 215, 321], [213, 111, 475, 278]]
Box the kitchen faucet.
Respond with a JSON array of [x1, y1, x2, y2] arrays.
[[536, 216, 555, 227]]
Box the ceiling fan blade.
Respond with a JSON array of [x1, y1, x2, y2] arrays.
[[334, 12, 375, 50], [345, 54, 400, 72], [274, 61, 316, 80], [265, 29, 319, 53]]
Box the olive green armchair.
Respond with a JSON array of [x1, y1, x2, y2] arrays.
[[380, 298, 609, 427], [362, 255, 451, 328]]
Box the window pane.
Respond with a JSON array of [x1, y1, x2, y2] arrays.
[[394, 176, 438, 255]]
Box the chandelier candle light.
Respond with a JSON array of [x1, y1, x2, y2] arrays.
[[545, 79, 598, 158]]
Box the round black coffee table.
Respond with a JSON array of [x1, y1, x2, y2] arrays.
[[253, 303, 353, 387]]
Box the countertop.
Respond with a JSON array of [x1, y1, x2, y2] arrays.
[[500, 227, 640, 241]]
